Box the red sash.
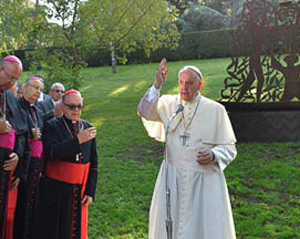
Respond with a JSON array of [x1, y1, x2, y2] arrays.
[[45, 160, 90, 239], [5, 170, 18, 239], [29, 140, 43, 159], [0, 129, 15, 150]]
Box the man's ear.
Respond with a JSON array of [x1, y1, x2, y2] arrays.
[[198, 81, 204, 91]]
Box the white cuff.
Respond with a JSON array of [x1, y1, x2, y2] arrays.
[[145, 85, 160, 102]]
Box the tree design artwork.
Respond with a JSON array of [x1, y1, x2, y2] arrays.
[[220, 0, 300, 102]]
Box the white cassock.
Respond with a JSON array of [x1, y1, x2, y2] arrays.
[[138, 86, 237, 239]]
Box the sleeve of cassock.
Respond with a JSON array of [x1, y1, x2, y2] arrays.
[[42, 110, 54, 122], [137, 88, 161, 122], [84, 138, 98, 199], [137, 88, 170, 142], [13, 132, 31, 182], [211, 144, 237, 171]]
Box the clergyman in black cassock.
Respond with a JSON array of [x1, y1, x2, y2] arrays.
[[35, 89, 98, 239], [0, 55, 29, 239], [14, 76, 44, 239]]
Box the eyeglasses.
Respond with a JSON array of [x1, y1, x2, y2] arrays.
[[27, 83, 44, 92], [51, 89, 65, 93], [64, 102, 84, 111], [2, 67, 19, 82]]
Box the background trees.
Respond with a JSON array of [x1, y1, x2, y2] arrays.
[[0, 0, 46, 53], [79, 0, 179, 73], [168, 0, 248, 32], [15, 0, 179, 88], [1, 0, 258, 88], [177, 4, 230, 32]]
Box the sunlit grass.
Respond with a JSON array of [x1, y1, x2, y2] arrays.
[[33, 58, 299, 238]]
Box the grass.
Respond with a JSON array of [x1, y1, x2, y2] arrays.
[[26, 59, 300, 238]]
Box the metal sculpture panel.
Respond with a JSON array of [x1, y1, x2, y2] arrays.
[[220, 0, 300, 103]]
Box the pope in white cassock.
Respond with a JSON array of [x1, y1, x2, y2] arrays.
[[137, 59, 237, 239]]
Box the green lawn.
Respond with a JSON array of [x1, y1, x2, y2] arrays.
[[37, 59, 300, 238]]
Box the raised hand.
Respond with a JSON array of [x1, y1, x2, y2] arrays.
[[77, 126, 97, 144], [154, 58, 169, 90]]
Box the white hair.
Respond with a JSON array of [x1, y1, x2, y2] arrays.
[[178, 66, 203, 83], [51, 82, 65, 91]]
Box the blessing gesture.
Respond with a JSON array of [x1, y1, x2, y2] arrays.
[[154, 58, 169, 90]]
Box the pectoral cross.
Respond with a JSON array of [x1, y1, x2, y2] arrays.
[[180, 133, 190, 146], [75, 152, 82, 162]]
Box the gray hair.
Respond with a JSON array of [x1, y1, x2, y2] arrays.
[[51, 82, 65, 91], [178, 66, 203, 83]]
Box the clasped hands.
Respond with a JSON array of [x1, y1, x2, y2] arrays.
[[0, 117, 20, 189], [32, 128, 42, 140], [0, 116, 12, 134], [77, 126, 97, 144], [3, 153, 20, 190], [196, 149, 216, 165]]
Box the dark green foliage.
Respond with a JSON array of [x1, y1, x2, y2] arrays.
[[27, 48, 86, 91], [84, 29, 236, 67], [151, 29, 235, 60], [178, 4, 230, 32]]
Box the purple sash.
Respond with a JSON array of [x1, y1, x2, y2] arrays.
[[0, 129, 15, 150], [29, 140, 43, 159]]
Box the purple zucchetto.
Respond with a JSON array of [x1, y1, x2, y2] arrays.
[[2, 55, 22, 65]]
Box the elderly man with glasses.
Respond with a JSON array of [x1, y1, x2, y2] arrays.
[[14, 76, 44, 239], [35, 89, 98, 239], [0, 56, 30, 239], [38, 82, 65, 121]]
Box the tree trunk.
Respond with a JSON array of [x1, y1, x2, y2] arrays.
[[111, 43, 117, 73]]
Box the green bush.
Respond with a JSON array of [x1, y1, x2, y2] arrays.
[[149, 29, 236, 61], [12, 29, 237, 69], [27, 48, 85, 91], [85, 29, 236, 66]]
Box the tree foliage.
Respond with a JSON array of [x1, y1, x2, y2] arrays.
[[1, 0, 179, 85], [0, 0, 46, 53], [167, 0, 252, 30], [177, 3, 230, 32], [27, 0, 179, 85], [28, 0, 87, 89], [79, 0, 179, 60]]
